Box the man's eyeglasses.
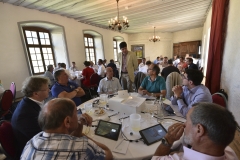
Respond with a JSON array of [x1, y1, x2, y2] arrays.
[[181, 74, 188, 80]]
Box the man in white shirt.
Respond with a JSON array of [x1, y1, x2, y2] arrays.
[[97, 59, 106, 78], [97, 67, 122, 94], [139, 60, 152, 75], [152, 102, 237, 160], [44, 64, 54, 87], [69, 62, 79, 72]]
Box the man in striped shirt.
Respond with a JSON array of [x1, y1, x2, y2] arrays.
[[21, 98, 113, 160]]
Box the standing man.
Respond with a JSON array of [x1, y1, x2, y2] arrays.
[[118, 42, 138, 92], [69, 61, 79, 72], [12, 76, 49, 158], [160, 57, 168, 68], [161, 60, 180, 81], [171, 69, 212, 117], [90, 61, 99, 73], [44, 64, 55, 88], [97, 59, 106, 78]]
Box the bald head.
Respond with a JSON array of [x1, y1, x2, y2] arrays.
[[38, 98, 76, 131], [106, 67, 113, 79]]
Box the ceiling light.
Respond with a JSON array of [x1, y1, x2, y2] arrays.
[[149, 27, 160, 43], [108, 0, 129, 32]]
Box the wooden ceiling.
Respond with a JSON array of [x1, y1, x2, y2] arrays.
[[3, 0, 212, 34]]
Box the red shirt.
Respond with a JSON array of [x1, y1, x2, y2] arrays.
[[82, 67, 95, 87]]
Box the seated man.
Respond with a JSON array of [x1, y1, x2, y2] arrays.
[[171, 69, 212, 117], [69, 61, 79, 72], [160, 57, 168, 68], [97, 67, 122, 94], [138, 64, 166, 97], [139, 59, 152, 75], [51, 69, 85, 106], [186, 57, 198, 70], [153, 102, 237, 160], [21, 98, 113, 160], [161, 59, 180, 81], [107, 59, 119, 78], [44, 64, 55, 87], [11, 76, 50, 158]]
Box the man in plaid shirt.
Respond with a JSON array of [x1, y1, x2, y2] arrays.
[[21, 98, 113, 160]]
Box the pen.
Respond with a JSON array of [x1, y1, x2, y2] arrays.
[[108, 112, 119, 118], [119, 116, 129, 121]]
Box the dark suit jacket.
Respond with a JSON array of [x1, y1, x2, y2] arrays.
[[161, 66, 180, 81], [188, 63, 198, 70], [11, 97, 42, 158]]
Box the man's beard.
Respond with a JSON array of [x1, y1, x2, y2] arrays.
[[183, 132, 193, 145]]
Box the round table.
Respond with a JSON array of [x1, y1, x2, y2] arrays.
[[77, 98, 185, 160]]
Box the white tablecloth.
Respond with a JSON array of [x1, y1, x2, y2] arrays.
[[77, 98, 185, 160]]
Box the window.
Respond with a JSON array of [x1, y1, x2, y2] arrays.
[[84, 34, 96, 64], [22, 27, 55, 75], [113, 39, 118, 61]]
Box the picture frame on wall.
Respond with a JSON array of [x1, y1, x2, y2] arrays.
[[131, 44, 145, 58]]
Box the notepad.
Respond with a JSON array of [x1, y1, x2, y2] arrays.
[[112, 139, 129, 154]]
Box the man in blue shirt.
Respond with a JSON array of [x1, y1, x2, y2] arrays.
[[51, 69, 85, 106], [138, 64, 166, 97], [153, 57, 160, 64], [171, 69, 212, 117]]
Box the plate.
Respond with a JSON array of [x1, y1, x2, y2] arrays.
[[94, 108, 106, 116]]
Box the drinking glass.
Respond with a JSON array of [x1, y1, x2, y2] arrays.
[[130, 114, 141, 132], [84, 103, 93, 115], [99, 94, 108, 109]]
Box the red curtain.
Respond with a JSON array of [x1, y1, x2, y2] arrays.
[[205, 0, 229, 94]]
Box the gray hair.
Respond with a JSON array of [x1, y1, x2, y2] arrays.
[[190, 102, 236, 147], [38, 98, 76, 131], [21, 76, 49, 97], [54, 69, 65, 81]]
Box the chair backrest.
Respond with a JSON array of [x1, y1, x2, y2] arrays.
[[134, 72, 146, 91], [0, 90, 13, 112], [166, 72, 182, 100], [10, 82, 16, 101], [0, 120, 16, 159], [90, 73, 100, 86], [212, 92, 228, 108]]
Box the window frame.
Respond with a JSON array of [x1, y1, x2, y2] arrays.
[[113, 39, 118, 61], [84, 34, 97, 64], [22, 27, 56, 75]]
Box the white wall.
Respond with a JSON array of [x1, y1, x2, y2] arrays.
[[173, 27, 203, 43], [0, 3, 128, 91], [221, 0, 240, 124]]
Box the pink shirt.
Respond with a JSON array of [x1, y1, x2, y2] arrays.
[[152, 146, 238, 160], [121, 53, 128, 72]]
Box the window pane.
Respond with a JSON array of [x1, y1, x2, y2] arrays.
[[32, 31, 37, 38], [34, 67, 39, 73], [89, 42, 93, 47], [31, 55, 36, 60], [36, 54, 42, 60], [49, 60, 54, 64], [45, 39, 50, 45], [43, 54, 48, 59], [47, 48, 52, 53], [85, 41, 88, 46], [25, 31, 32, 37], [86, 57, 89, 61], [29, 47, 35, 54], [48, 54, 53, 59], [35, 48, 40, 53], [32, 61, 38, 67], [44, 33, 49, 38], [38, 60, 43, 66], [39, 67, 44, 72], [41, 39, 45, 45], [33, 38, 39, 44], [42, 48, 47, 53], [39, 32, 44, 38], [27, 38, 33, 44], [45, 60, 49, 65]]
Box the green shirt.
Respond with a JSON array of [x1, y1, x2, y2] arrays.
[[140, 76, 166, 93]]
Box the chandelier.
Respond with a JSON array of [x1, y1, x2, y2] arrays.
[[108, 0, 129, 32], [149, 27, 160, 42]]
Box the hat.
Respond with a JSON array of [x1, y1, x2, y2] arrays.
[[119, 42, 127, 49]]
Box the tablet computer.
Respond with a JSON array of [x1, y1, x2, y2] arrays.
[[162, 103, 175, 115], [95, 120, 122, 141], [139, 124, 167, 146]]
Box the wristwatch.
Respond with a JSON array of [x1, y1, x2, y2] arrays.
[[161, 137, 172, 147]]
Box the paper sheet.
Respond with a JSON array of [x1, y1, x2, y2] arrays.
[[121, 96, 145, 107], [112, 139, 129, 154]]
